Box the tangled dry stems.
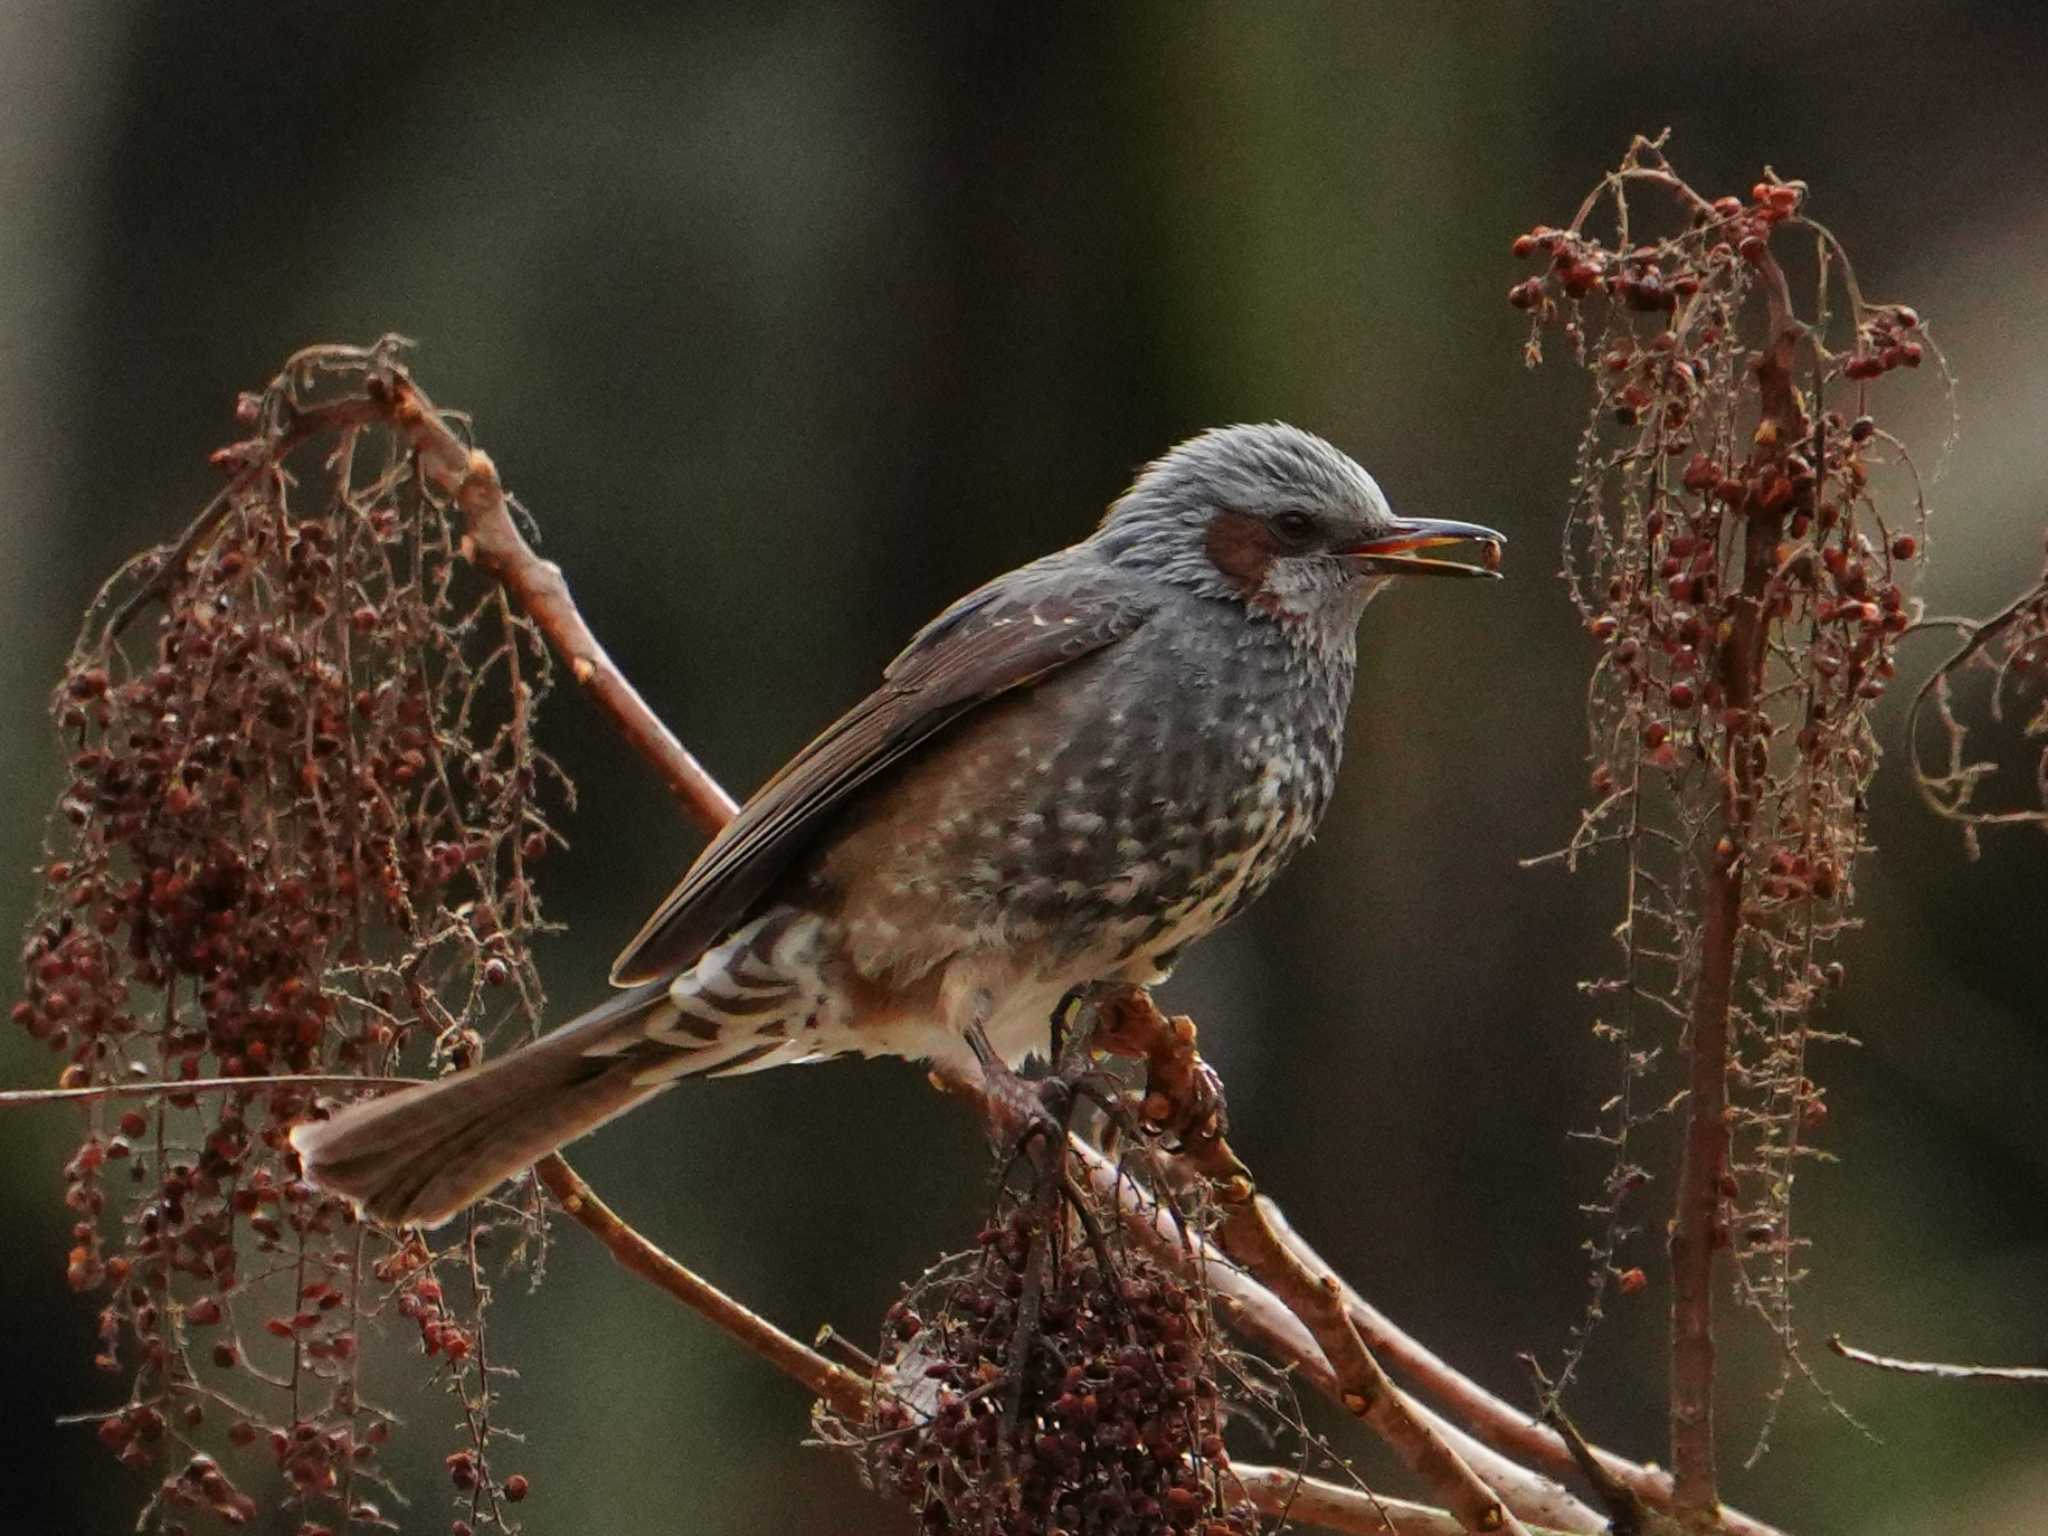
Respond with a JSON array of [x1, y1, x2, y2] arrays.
[[1509, 134, 1943, 1506], [20, 339, 568, 1532], [1907, 548, 2048, 845]]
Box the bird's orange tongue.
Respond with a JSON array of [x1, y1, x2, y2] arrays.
[[1341, 517, 1505, 578]]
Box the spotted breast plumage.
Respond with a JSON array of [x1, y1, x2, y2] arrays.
[[292, 423, 1501, 1225]]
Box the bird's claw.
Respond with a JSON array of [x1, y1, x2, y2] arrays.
[[979, 1062, 1068, 1161]]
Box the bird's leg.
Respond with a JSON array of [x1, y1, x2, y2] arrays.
[[1081, 983, 1229, 1152], [964, 1018, 1067, 1160], [1040, 986, 1149, 1151]]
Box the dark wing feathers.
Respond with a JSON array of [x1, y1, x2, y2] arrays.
[[607, 553, 1151, 985]]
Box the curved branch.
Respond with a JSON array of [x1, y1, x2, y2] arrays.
[[378, 367, 740, 838], [1903, 583, 2048, 829]]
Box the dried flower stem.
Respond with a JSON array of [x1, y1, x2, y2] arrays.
[[1666, 217, 1805, 1528]]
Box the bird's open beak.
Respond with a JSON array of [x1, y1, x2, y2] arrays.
[[1339, 517, 1505, 579]]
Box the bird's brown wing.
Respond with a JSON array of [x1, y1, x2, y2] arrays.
[[608, 553, 1153, 985]]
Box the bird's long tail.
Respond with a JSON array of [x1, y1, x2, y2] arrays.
[[292, 909, 841, 1227], [291, 981, 686, 1229]]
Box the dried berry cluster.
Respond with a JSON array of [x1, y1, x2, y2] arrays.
[[848, 1199, 1259, 1536], [1512, 139, 1939, 1408], [20, 342, 559, 1532]]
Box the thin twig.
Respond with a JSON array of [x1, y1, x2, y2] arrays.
[[1233, 1464, 1580, 1536], [0, 1075, 423, 1107], [1827, 1335, 2048, 1383], [1520, 1354, 1661, 1536], [100, 392, 389, 643], [531, 1155, 871, 1420]]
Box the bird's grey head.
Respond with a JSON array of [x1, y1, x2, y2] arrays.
[[1092, 423, 1501, 649]]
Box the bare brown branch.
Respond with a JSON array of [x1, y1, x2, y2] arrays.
[[1264, 1208, 1787, 1536], [531, 1154, 871, 1419], [1665, 193, 1807, 1528], [1233, 1464, 1581, 1536], [374, 367, 741, 838], [1084, 993, 1532, 1536]]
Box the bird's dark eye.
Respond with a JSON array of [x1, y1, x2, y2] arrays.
[[1272, 510, 1317, 543]]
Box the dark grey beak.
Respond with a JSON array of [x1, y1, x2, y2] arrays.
[[1339, 517, 1505, 578]]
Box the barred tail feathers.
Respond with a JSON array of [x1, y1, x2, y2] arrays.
[[290, 910, 838, 1226], [289, 981, 682, 1228]]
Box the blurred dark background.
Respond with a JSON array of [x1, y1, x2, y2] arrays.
[[4, 4, 2045, 1533]]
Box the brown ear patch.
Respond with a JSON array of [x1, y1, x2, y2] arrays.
[[1203, 510, 1281, 596]]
